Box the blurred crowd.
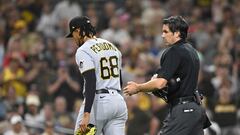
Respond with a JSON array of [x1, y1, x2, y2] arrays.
[[0, 0, 239, 135]]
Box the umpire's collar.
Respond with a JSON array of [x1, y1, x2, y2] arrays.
[[172, 39, 186, 47]]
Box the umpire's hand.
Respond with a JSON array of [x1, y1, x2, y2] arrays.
[[123, 81, 140, 96]]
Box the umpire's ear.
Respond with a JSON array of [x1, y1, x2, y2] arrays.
[[174, 31, 180, 38]]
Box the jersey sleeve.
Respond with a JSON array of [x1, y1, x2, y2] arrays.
[[157, 48, 181, 80], [75, 49, 95, 73]]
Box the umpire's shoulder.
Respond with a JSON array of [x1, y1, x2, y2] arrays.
[[165, 45, 178, 54]]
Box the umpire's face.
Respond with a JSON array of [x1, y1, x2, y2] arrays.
[[72, 28, 85, 47], [162, 24, 180, 45]]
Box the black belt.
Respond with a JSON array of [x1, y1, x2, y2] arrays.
[[169, 96, 196, 106], [96, 89, 121, 94]]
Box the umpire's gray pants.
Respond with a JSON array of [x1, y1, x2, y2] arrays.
[[159, 102, 205, 135], [74, 90, 128, 135]]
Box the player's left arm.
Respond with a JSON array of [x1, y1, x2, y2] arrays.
[[79, 69, 96, 133], [82, 69, 96, 113], [75, 49, 96, 133], [75, 50, 96, 113]]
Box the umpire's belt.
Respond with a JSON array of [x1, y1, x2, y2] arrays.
[[96, 89, 121, 94], [169, 96, 196, 106]]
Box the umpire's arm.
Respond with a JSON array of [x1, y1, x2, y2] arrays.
[[123, 78, 167, 96], [136, 78, 167, 92], [138, 46, 181, 92]]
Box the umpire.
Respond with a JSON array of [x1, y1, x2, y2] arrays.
[[124, 16, 211, 135]]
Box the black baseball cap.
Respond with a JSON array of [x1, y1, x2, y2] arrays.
[[65, 16, 91, 38]]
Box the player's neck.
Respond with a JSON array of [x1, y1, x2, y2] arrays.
[[83, 35, 96, 42]]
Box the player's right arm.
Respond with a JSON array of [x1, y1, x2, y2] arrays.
[[118, 50, 123, 88]]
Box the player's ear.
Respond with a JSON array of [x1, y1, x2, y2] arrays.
[[76, 28, 80, 32], [76, 29, 81, 36]]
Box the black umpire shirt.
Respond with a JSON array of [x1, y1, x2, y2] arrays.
[[157, 39, 200, 102]]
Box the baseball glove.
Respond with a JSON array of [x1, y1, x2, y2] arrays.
[[151, 77, 181, 102], [75, 124, 96, 135], [152, 87, 168, 102]]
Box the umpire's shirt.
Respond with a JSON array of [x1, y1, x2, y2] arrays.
[[157, 39, 207, 135], [157, 39, 199, 101]]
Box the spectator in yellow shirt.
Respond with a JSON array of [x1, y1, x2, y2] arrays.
[[2, 56, 27, 98]]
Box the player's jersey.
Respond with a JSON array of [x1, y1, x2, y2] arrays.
[[75, 38, 122, 94]]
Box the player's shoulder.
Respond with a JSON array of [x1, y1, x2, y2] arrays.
[[81, 39, 96, 49], [97, 38, 121, 51], [96, 38, 113, 46], [75, 46, 89, 59], [99, 38, 121, 51], [75, 47, 91, 58], [77, 39, 96, 53]]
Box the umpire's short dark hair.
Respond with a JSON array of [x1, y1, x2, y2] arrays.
[[163, 16, 189, 40]]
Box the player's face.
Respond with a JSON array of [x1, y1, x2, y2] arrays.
[[72, 29, 85, 47], [162, 24, 180, 45]]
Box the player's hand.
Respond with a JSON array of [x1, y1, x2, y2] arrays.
[[79, 112, 90, 134], [123, 81, 140, 96]]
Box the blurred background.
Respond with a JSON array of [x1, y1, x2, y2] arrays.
[[0, 0, 239, 135]]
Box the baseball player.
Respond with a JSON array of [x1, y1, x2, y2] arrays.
[[66, 16, 128, 135]]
